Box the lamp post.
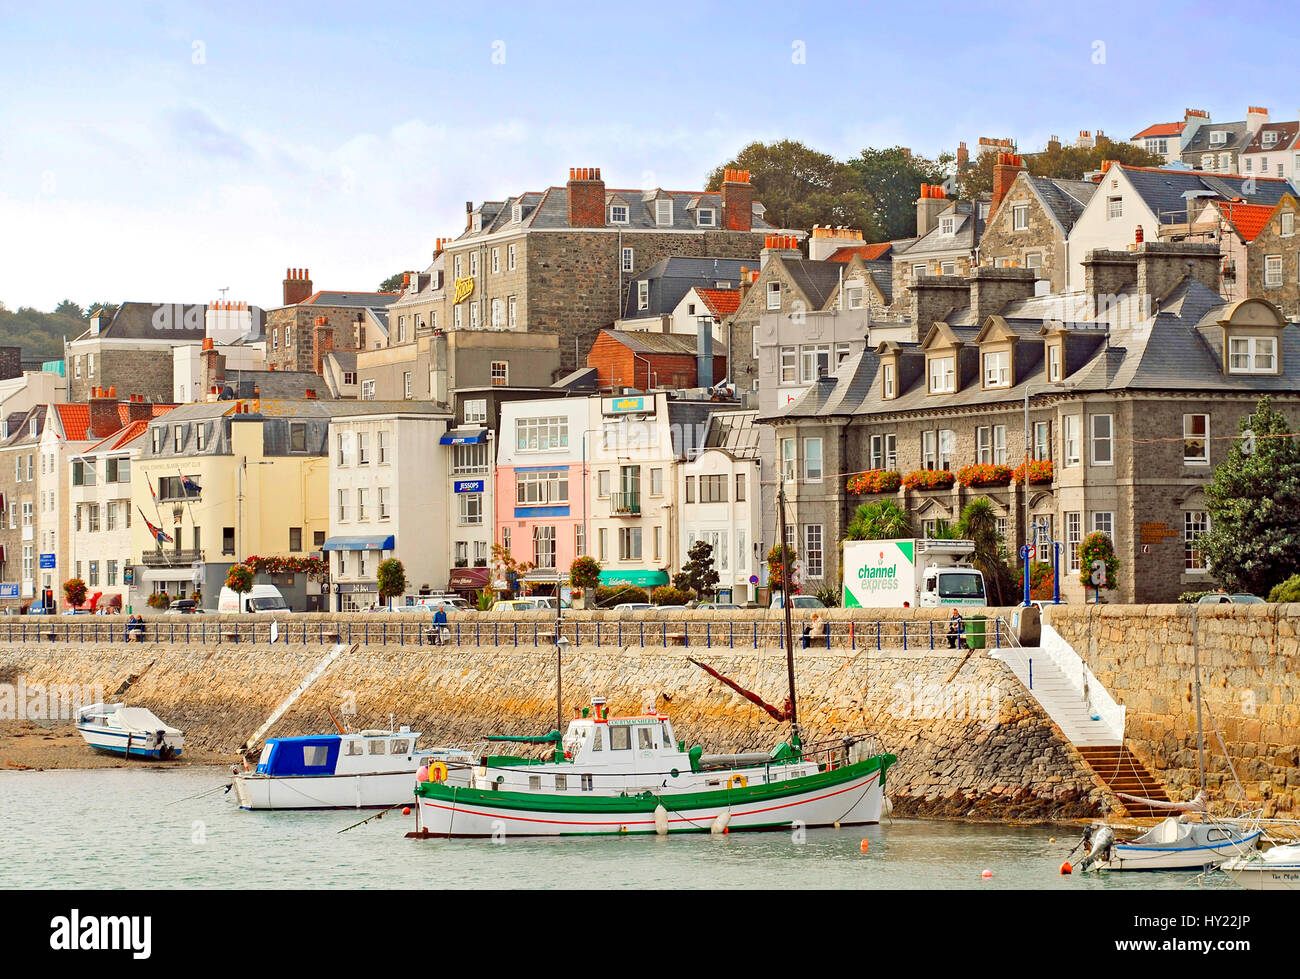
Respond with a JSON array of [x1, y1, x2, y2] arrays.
[[1021, 381, 1070, 606]]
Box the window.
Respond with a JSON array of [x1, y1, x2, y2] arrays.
[[767, 281, 781, 310], [976, 426, 1007, 465], [700, 474, 728, 502], [937, 429, 954, 471], [515, 470, 568, 505], [289, 527, 303, 552], [107, 560, 117, 586], [1210, 131, 1226, 146], [86, 504, 99, 532], [361, 379, 376, 400], [290, 422, 308, 452], [1264, 130, 1279, 146], [637, 280, 649, 310], [803, 438, 823, 482], [1047, 344, 1062, 382], [619, 527, 642, 561], [468, 252, 478, 277], [835, 342, 852, 366], [610, 204, 628, 224], [1283, 212, 1295, 237], [1245, 157, 1254, 173], [464, 399, 487, 424], [337, 489, 349, 522], [88, 561, 98, 586], [469, 304, 479, 329], [650, 468, 663, 496], [928, 356, 955, 393], [1035, 514, 1054, 563], [1066, 512, 1082, 573], [402, 371, 412, 399], [805, 525, 823, 578], [1090, 414, 1113, 466], [491, 299, 503, 329], [1063, 415, 1081, 466], [940, 217, 955, 234], [397, 316, 407, 343], [357, 432, 369, 465], [1025, 252, 1042, 271], [490, 248, 500, 274], [599, 470, 611, 498], [377, 488, 390, 520], [1183, 414, 1209, 464], [1184, 511, 1210, 571], [1033, 421, 1051, 462], [735, 472, 746, 501], [800, 345, 831, 382], [1091, 511, 1114, 537], [1266, 255, 1283, 287], [779, 346, 797, 383], [1227, 336, 1277, 374], [356, 488, 368, 521], [173, 424, 184, 452], [507, 243, 517, 270], [459, 493, 482, 525], [940, 261, 956, 275], [781, 439, 796, 483], [223, 527, 235, 555], [883, 363, 896, 399], [622, 247, 633, 273], [922, 430, 937, 470], [515, 415, 567, 452], [655, 199, 673, 225], [983, 350, 1010, 387], [1012, 205, 1028, 230], [696, 208, 716, 227], [508, 296, 517, 329], [846, 286, 864, 309], [377, 429, 390, 464], [869, 434, 897, 470], [913, 263, 926, 280], [533, 525, 556, 568], [1107, 197, 1123, 220]]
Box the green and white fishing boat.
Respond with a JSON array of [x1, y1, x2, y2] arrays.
[[408, 483, 896, 839]]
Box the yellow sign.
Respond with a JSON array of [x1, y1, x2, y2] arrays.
[[453, 276, 475, 304]]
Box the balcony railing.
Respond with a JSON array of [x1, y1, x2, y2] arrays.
[[139, 548, 204, 568], [611, 492, 640, 515]]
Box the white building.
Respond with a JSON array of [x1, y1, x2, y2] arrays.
[[326, 411, 451, 610], [173, 342, 264, 404]]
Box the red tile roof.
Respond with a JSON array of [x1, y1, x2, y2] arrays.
[[1215, 200, 1279, 242], [696, 287, 741, 317], [1131, 121, 1185, 140], [53, 404, 90, 439], [827, 242, 893, 263], [86, 420, 149, 452]]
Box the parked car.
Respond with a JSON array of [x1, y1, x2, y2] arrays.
[[217, 584, 291, 614], [610, 602, 654, 612], [530, 596, 571, 611], [369, 603, 430, 613], [491, 599, 540, 613], [696, 603, 741, 611], [165, 599, 203, 614], [416, 595, 473, 614], [769, 594, 827, 610], [1197, 593, 1265, 604]]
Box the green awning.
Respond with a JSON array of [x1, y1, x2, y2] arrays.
[[598, 569, 669, 587]]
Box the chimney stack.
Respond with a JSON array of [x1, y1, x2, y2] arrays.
[[282, 267, 313, 306], [956, 142, 969, 169], [760, 234, 802, 268], [992, 152, 1027, 212], [808, 225, 866, 261], [1246, 106, 1270, 134], [566, 167, 606, 228], [916, 184, 947, 237], [127, 394, 152, 422], [910, 273, 971, 332], [88, 387, 120, 438], [969, 266, 1037, 324], [313, 315, 334, 375], [721, 168, 754, 232]]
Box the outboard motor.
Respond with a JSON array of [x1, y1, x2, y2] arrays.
[[1076, 823, 1115, 872]]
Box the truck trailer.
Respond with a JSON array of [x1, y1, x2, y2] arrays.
[[842, 538, 987, 608]]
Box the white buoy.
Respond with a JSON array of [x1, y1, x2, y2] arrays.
[[711, 811, 731, 835], [654, 804, 669, 836], [883, 797, 894, 817]]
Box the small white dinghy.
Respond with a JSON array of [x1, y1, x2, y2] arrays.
[[1079, 816, 1261, 872], [76, 703, 185, 760], [1222, 841, 1300, 890]]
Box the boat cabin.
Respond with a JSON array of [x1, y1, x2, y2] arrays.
[[560, 709, 682, 768], [255, 729, 423, 777]]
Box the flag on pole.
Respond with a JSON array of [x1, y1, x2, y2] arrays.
[[139, 507, 173, 545], [148, 477, 159, 507], [180, 473, 202, 496]]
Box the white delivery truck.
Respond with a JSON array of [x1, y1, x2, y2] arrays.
[[842, 539, 986, 608], [217, 584, 291, 614]]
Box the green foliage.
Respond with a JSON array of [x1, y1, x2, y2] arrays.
[[376, 558, 407, 602], [958, 137, 1165, 198], [475, 587, 495, 611], [568, 556, 602, 591], [0, 304, 87, 361], [812, 583, 841, 608], [651, 585, 695, 606], [225, 564, 254, 595], [1198, 396, 1300, 594], [54, 299, 85, 318], [1268, 574, 1300, 603], [845, 499, 913, 541], [1178, 589, 1218, 604], [706, 140, 878, 237], [147, 591, 170, 610], [673, 540, 719, 599], [848, 146, 954, 241], [378, 272, 406, 293], [1015, 562, 1056, 600], [594, 585, 648, 607], [63, 578, 88, 608], [1078, 533, 1120, 591], [956, 497, 1014, 606], [767, 543, 798, 593]]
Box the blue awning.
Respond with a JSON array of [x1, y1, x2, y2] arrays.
[[321, 535, 395, 552], [440, 428, 488, 445]]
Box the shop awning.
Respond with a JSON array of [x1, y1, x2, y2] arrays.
[[321, 535, 395, 552], [448, 567, 491, 590], [439, 428, 488, 445], [598, 569, 669, 588]]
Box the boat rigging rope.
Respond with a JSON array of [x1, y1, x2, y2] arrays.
[[337, 798, 412, 834], [164, 782, 234, 806]]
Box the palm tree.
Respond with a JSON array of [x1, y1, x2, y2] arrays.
[[845, 499, 913, 541], [956, 497, 1010, 605]]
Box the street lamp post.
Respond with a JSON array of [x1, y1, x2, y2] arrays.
[[1021, 381, 1070, 606]]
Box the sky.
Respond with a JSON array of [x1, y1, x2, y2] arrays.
[[1, 0, 1296, 312]]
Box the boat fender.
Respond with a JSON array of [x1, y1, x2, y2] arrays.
[[417, 765, 430, 783], [726, 774, 748, 790], [711, 811, 731, 835], [654, 804, 669, 836], [669, 769, 679, 778], [429, 761, 449, 783]]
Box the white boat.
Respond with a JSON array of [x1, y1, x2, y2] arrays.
[[1085, 816, 1262, 871], [76, 703, 184, 760], [233, 728, 473, 810], [409, 699, 894, 838], [1222, 841, 1300, 890]]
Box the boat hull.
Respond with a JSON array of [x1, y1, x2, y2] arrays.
[[76, 726, 184, 760], [411, 758, 890, 838], [235, 770, 435, 810], [1222, 846, 1300, 890], [1102, 831, 1263, 871]]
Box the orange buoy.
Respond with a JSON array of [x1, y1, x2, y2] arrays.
[[1050, 838, 1056, 843], [981, 869, 993, 878], [403, 807, 411, 816], [1060, 861, 1073, 875], [860, 839, 869, 852]]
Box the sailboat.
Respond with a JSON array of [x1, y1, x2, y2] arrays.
[[408, 483, 896, 839]]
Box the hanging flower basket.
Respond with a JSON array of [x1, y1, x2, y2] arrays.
[[847, 469, 901, 494], [903, 469, 955, 491], [956, 464, 1013, 488], [1011, 460, 1054, 485]]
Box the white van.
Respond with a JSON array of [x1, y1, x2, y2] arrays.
[[217, 584, 291, 614]]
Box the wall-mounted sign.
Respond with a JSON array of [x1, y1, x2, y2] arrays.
[[0, 583, 18, 599], [123, 567, 135, 586], [1139, 522, 1178, 545], [606, 395, 648, 414], [454, 480, 485, 494], [39, 553, 55, 570], [452, 276, 475, 304]]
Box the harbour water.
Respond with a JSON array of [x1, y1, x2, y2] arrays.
[[0, 767, 1240, 889]]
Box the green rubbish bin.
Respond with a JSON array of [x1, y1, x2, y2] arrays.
[[964, 615, 986, 650]]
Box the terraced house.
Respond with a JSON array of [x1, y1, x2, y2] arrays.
[[766, 244, 1300, 604]]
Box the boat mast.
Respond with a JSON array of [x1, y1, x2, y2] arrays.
[[777, 482, 798, 739], [1193, 606, 1205, 791], [555, 589, 563, 735]]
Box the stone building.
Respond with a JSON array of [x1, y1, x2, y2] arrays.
[[1240, 118, 1300, 181], [263, 268, 399, 376], [890, 185, 988, 313], [0, 406, 46, 609], [765, 245, 1300, 604], [1179, 106, 1269, 173], [66, 303, 207, 403]]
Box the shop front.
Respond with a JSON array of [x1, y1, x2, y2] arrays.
[[447, 566, 490, 602]]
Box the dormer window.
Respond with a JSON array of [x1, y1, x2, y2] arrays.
[[882, 362, 896, 399], [471, 212, 482, 232], [940, 217, 955, 235], [1264, 131, 1278, 145], [928, 355, 955, 394], [982, 350, 1010, 388], [1228, 336, 1278, 373], [609, 204, 628, 224], [1210, 131, 1227, 146], [1047, 343, 1062, 382], [655, 199, 673, 226], [696, 208, 716, 227]]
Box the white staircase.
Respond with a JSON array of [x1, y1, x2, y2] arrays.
[[990, 624, 1123, 747]]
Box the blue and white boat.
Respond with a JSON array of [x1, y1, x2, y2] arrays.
[[1222, 840, 1300, 890], [76, 703, 184, 760], [232, 727, 473, 810], [1096, 816, 1262, 871]]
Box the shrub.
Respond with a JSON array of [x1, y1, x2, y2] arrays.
[[651, 585, 695, 606], [1011, 459, 1054, 485], [147, 591, 170, 610], [813, 583, 840, 608], [902, 469, 955, 491], [1268, 574, 1300, 603], [240, 554, 328, 580], [1014, 562, 1056, 600], [1178, 589, 1218, 604], [955, 463, 1013, 488], [225, 564, 254, 595], [1078, 532, 1119, 591], [63, 578, 88, 608], [595, 585, 648, 607], [767, 543, 798, 593], [847, 469, 901, 494], [569, 556, 602, 591]]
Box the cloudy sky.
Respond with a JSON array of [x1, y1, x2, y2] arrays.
[[0, 1, 1292, 311]]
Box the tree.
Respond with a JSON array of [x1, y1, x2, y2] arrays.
[[849, 146, 954, 241], [376, 558, 407, 607], [956, 497, 1014, 605], [55, 299, 85, 319], [1200, 396, 1300, 594], [706, 140, 878, 236], [673, 540, 719, 599], [490, 542, 534, 596], [958, 137, 1164, 198], [63, 578, 87, 608], [86, 302, 118, 320], [225, 563, 254, 598], [845, 499, 913, 540], [378, 272, 406, 293], [568, 556, 602, 592]]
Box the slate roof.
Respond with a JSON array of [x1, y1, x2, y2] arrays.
[[620, 257, 756, 318], [0, 406, 45, 446], [1242, 122, 1300, 156], [1181, 121, 1251, 157], [898, 200, 984, 257], [665, 398, 742, 459], [863, 260, 893, 304], [1116, 165, 1296, 224], [599, 330, 715, 357], [300, 291, 400, 309], [72, 302, 207, 342], [782, 258, 846, 309], [1026, 175, 1097, 231]]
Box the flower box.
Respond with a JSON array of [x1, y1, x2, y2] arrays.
[[1011, 460, 1054, 485], [902, 469, 955, 491], [956, 463, 1013, 488], [847, 469, 902, 494]]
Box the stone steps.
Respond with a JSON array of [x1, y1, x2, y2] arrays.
[[1076, 745, 1172, 817], [992, 647, 1120, 747]]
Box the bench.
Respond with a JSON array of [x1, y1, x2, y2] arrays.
[[664, 631, 687, 646]]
